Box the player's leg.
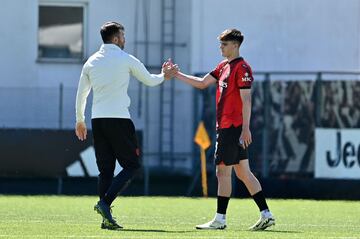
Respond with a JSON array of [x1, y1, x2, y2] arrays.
[[92, 119, 116, 199], [97, 119, 141, 230], [234, 160, 261, 195], [92, 119, 121, 229], [95, 118, 141, 230], [196, 164, 231, 230], [215, 164, 232, 223], [234, 160, 275, 230], [196, 127, 238, 230], [102, 119, 141, 207]]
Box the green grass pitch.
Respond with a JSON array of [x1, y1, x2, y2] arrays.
[[0, 196, 359, 238]]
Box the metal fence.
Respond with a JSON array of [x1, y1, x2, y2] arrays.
[[0, 72, 359, 182], [0, 84, 196, 177]]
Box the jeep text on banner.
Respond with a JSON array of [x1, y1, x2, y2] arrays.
[[315, 128, 360, 179]]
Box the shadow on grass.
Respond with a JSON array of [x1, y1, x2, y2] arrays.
[[111, 228, 302, 234], [121, 229, 195, 233], [252, 229, 302, 234]]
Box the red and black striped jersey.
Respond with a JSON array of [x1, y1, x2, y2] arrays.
[[209, 57, 254, 129]]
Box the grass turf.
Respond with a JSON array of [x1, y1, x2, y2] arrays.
[[0, 196, 359, 238]]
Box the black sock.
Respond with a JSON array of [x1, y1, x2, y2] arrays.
[[217, 196, 230, 215], [98, 175, 113, 200], [102, 168, 140, 206], [252, 190, 269, 211]]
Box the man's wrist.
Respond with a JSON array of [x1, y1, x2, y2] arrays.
[[163, 74, 170, 80], [242, 124, 250, 130]]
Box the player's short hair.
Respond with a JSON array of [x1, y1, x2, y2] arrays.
[[100, 21, 125, 43], [218, 29, 244, 47]]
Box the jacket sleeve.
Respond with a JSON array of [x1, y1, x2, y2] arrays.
[[75, 64, 91, 122], [128, 54, 165, 86]]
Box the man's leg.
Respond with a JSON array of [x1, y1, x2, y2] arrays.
[[92, 119, 116, 199], [95, 119, 141, 230], [102, 119, 142, 206], [97, 162, 140, 230], [196, 164, 232, 230], [101, 165, 140, 206], [92, 119, 121, 229], [95, 142, 116, 200], [234, 160, 275, 230]]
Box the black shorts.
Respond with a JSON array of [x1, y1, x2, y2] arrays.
[[92, 118, 141, 171], [214, 125, 249, 165]]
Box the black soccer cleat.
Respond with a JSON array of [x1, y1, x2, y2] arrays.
[[94, 200, 114, 222], [101, 218, 123, 230]]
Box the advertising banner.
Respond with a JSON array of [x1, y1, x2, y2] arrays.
[[315, 128, 360, 179]]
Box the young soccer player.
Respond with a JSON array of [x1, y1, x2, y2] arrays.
[[172, 29, 275, 230]]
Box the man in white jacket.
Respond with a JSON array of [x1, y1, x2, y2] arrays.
[[75, 21, 178, 230]]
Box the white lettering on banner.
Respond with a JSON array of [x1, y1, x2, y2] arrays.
[[315, 128, 360, 179]]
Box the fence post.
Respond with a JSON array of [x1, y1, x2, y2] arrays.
[[57, 176, 63, 195], [315, 72, 322, 127], [262, 73, 270, 178], [144, 87, 150, 196], [186, 88, 201, 196], [59, 83, 63, 129], [192, 87, 200, 175]]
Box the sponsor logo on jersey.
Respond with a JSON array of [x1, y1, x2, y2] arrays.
[[242, 72, 252, 82], [219, 81, 228, 88]]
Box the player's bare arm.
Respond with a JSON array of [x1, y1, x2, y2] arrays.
[[240, 89, 252, 148], [175, 72, 216, 89]]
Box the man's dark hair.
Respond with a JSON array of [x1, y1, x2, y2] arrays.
[[218, 29, 244, 47], [100, 22, 125, 43]]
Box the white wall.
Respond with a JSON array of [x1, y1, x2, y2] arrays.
[[0, 0, 191, 87], [0, 0, 194, 159], [2, 0, 359, 87], [0, 0, 38, 87], [191, 0, 360, 73]]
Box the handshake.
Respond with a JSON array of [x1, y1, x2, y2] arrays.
[[162, 59, 179, 80]]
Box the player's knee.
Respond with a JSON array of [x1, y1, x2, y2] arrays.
[[122, 156, 142, 170], [216, 173, 232, 184], [98, 171, 114, 179], [216, 166, 231, 177], [118, 163, 142, 181], [216, 170, 229, 179], [98, 164, 115, 176], [126, 162, 142, 173], [235, 173, 245, 182], [236, 170, 252, 182], [133, 164, 142, 176]]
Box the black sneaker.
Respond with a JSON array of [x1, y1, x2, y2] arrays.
[[101, 219, 123, 230], [94, 200, 114, 222]]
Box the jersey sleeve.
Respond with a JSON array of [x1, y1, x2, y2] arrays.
[[236, 64, 254, 89], [209, 63, 222, 80]]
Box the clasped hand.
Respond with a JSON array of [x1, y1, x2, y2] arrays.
[[162, 59, 179, 80]]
